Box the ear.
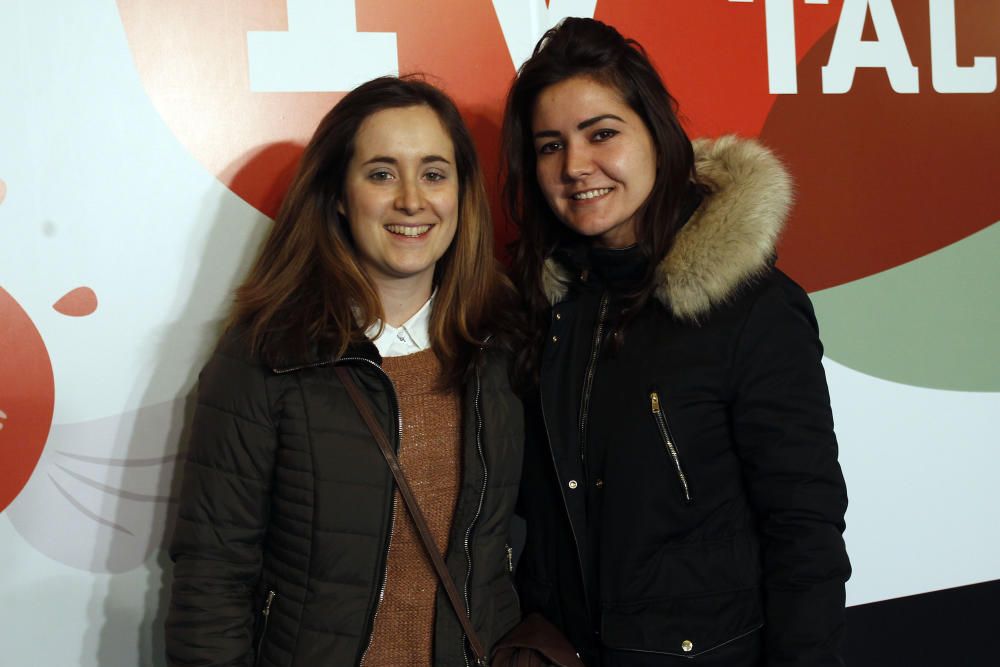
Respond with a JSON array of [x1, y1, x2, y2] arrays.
[[336, 199, 346, 217]]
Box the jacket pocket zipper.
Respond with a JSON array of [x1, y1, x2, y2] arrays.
[[255, 589, 276, 667], [649, 391, 692, 503], [506, 544, 521, 613]]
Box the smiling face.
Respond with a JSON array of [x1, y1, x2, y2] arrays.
[[339, 104, 459, 300], [531, 75, 658, 248]]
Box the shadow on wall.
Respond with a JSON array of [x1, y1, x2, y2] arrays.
[[86, 143, 299, 667]]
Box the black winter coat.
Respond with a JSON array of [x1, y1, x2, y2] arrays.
[[166, 336, 523, 666], [516, 137, 851, 666]]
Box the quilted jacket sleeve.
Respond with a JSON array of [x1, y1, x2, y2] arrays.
[[730, 272, 852, 667], [165, 347, 279, 666]]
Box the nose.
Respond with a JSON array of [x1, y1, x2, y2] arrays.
[[394, 178, 425, 215], [563, 141, 593, 181]]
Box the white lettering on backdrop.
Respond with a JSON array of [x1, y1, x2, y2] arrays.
[[928, 0, 996, 93], [734, 0, 997, 94], [249, 1, 996, 96], [246, 0, 600, 91], [491, 0, 598, 70], [247, 0, 398, 92]]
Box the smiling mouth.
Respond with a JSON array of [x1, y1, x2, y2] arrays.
[[572, 187, 613, 201], [385, 224, 432, 237]]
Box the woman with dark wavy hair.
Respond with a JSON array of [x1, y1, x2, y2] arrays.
[[503, 18, 850, 666], [166, 76, 524, 666]]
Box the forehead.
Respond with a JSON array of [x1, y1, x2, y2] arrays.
[[353, 104, 455, 159], [531, 75, 632, 130]]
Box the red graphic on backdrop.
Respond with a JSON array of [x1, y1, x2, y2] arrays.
[[0, 288, 55, 513], [52, 287, 99, 317], [116, 1, 997, 290], [764, 1, 1000, 291]]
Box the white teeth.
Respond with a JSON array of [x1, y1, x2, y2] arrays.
[[572, 187, 612, 200], [385, 224, 431, 237]]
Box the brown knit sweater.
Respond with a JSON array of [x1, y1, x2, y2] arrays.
[[362, 349, 463, 666]]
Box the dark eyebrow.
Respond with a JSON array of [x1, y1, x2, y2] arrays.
[[578, 114, 625, 130], [361, 155, 452, 165], [533, 113, 627, 139]]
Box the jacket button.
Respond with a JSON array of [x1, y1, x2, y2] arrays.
[[567, 480, 578, 490], [594, 478, 604, 489], [554, 312, 562, 320], [681, 640, 693, 652], [551, 335, 559, 343]]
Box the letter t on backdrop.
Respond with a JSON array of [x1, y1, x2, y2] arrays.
[[247, 0, 398, 92]]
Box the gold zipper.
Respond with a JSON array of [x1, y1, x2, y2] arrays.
[[649, 391, 692, 503]]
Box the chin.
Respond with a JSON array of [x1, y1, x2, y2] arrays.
[[390, 262, 436, 279], [569, 221, 617, 239]]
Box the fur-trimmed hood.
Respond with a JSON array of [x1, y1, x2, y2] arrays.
[[541, 135, 793, 321]]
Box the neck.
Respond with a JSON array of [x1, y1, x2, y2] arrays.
[[374, 275, 433, 327]]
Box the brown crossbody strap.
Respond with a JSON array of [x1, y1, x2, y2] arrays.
[[334, 366, 490, 665]]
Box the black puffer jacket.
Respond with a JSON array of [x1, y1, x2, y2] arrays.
[[166, 336, 523, 666], [516, 137, 851, 666]]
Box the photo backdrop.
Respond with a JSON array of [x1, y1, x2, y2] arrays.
[[1, 1, 997, 664]]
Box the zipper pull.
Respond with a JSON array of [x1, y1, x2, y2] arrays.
[[262, 590, 275, 617], [506, 545, 514, 573], [650, 391, 661, 414]]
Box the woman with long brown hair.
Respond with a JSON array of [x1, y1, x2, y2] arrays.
[[166, 76, 523, 666], [503, 18, 851, 666]]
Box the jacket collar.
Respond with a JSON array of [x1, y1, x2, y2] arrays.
[[541, 135, 792, 322], [271, 339, 381, 375]]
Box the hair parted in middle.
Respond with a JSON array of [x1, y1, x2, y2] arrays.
[[231, 76, 516, 387], [501, 17, 707, 382]]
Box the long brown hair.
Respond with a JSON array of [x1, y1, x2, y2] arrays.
[[230, 76, 516, 387], [501, 18, 706, 383]]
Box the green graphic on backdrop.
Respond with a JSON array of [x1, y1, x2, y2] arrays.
[[811, 222, 1000, 392]]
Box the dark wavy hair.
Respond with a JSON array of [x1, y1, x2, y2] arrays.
[[502, 18, 705, 384], [230, 76, 517, 388]]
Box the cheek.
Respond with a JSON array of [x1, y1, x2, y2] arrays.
[[443, 222, 459, 249], [605, 149, 634, 179], [344, 201, 363, 232], [346, 204, 378, 251], [615, 149, 655, 197], [432, 188, 460, 222], [535, 162, 562, 204], [347, 191, 389, 235], [634, 140, 658, 188]]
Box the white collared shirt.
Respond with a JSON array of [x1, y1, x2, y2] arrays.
[[366, 293, 434, 358]]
